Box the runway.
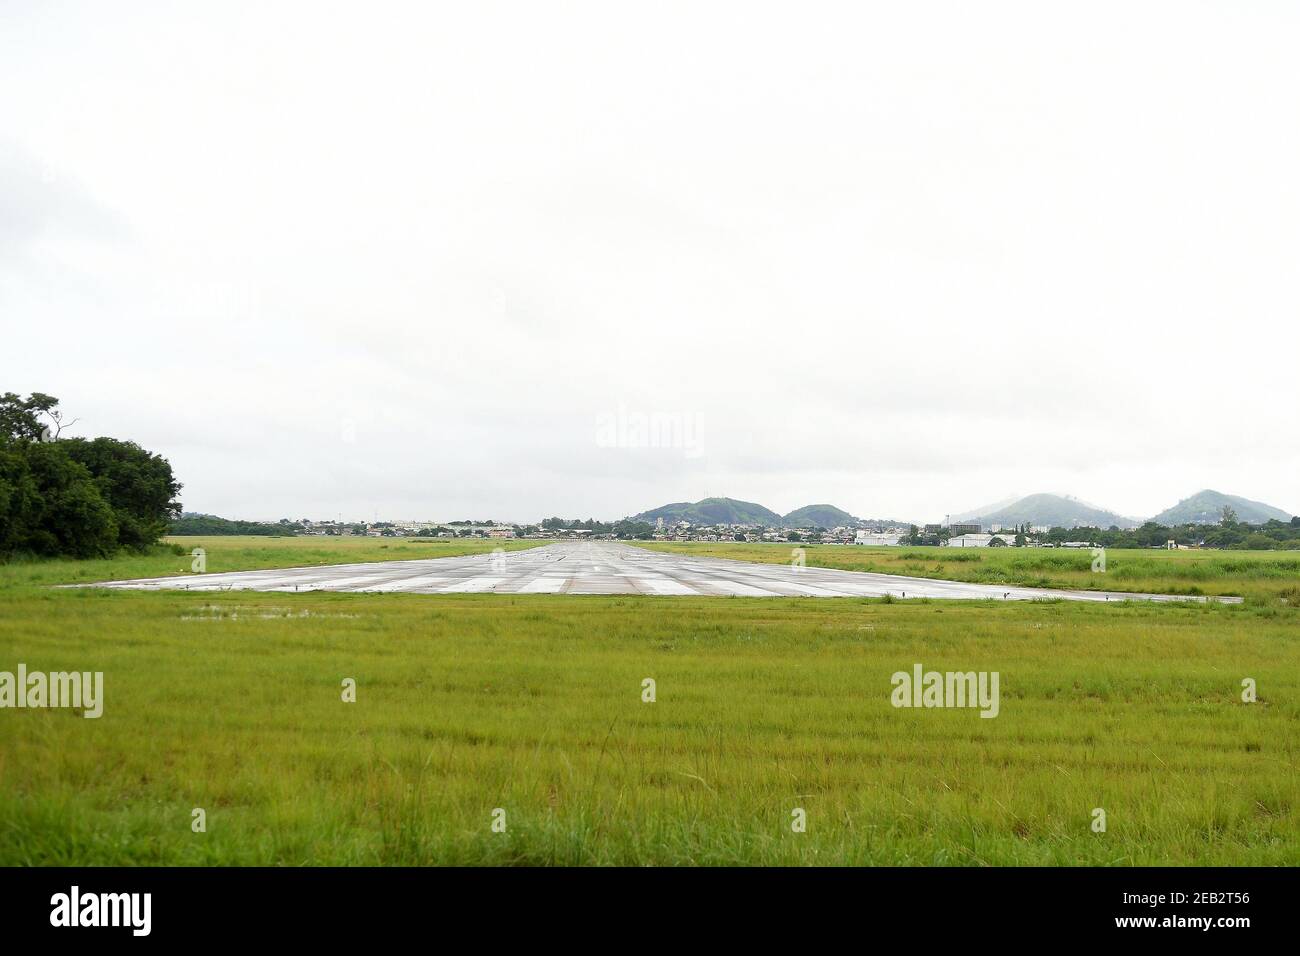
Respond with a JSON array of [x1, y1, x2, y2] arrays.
[[79, 541, 1240, 602]]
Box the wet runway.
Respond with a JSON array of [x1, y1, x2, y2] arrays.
[[80, 541, 1240, 602]]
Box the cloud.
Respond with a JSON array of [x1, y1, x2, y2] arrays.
[[2, 2, 1298, 522]]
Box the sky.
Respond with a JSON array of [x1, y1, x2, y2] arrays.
[[3, 1, 1298, 524]]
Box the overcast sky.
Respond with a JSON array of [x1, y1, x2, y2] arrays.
[[3, 1, 1297, 523]]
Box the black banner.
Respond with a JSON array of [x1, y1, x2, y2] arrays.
[[0, 866, 1287, 943]]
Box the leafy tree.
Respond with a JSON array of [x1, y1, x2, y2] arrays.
[[6, 441, 118, 557], [1, 393, 180, 558], [0, 441, 41, 553], [63, 437, 181, 549], [0, 392, 63, 441]]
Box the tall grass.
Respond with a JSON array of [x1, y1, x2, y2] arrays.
[[639, 542, 1300, 604], [1, 539, 1296, 865]]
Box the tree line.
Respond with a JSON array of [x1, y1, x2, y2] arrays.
[[902, 516, 1300, 550], [0, 392, 181, 559], [1073, 518, 1300, 550], [168, 514, 291, 536], [540, 516, 656, 538]]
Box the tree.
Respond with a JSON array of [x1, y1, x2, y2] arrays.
[[0, 442, 40, 553], [0, 392, 64, 441], [1, 393, 180, 558], [1220, 505, 1238, 527], [2, 441, 118, 557], [63, 437, 181, 550]]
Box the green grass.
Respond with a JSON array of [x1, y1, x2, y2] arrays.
[[637, 541, 1300, 605], [0, 538, 1297, 865]]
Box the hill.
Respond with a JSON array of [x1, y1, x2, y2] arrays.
[[962, 493, 1139, 530], [949, 496, 1021, 524], [782, 504, 859, 528], [632, 497, 783, 527], [1149, 490, 1292, 526]]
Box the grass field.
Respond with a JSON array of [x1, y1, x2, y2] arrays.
[[639, 540, 1300, 606], [1, 537, 1297, 865]]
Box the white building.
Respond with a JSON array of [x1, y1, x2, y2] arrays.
[[945, 532, 1013, 548], [855, 531, 903, 546]]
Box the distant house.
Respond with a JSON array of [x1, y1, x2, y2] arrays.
[[946, 533, 1011, 548]]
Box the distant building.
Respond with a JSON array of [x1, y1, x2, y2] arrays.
[[855, 531, 903, 546], [945, 533, 1011, 548], [949, 523, 982, 535]]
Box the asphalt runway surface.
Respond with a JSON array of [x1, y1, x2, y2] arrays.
[[81, 540, 1240, 602]]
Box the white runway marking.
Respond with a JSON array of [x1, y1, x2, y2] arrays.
[[699, 579, 781, 597], [763, 580, 857, 597], [636, 578, 699, 596], [74, 541, 1242, 603], [441, 576, 505, 593], [515, 577, 566, 594], [365, 575, 449, 592]]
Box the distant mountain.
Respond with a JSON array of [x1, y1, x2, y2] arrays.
[[949, 496, 1021, 524], [782, 504, 859, 528], [962, 493, 1139, 530], [1149, 490, 1292, 526], [633, 497, 783, 527]]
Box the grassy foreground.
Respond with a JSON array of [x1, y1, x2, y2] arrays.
[[637, 541, 1300, 605], [1, 538, 1297, 865]]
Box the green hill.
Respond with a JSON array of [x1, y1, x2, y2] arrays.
[[1150, 490, 1292, 525], [632, 497, 783, 527], [965, 493, 1138, 530], [781, 504, 859, 528]]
